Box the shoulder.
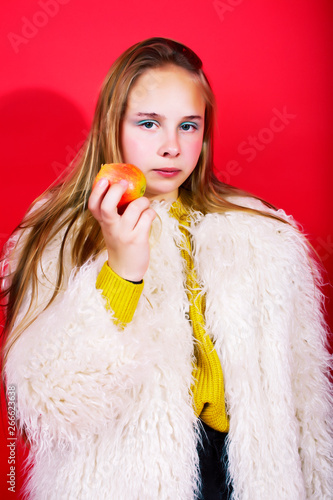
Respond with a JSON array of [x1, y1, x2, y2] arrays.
[[193, 196, 315, 275], [4, 203, 89, 289], [193, 200, 326, 317], [196, 194, 296, 234], [224, 194, 294, 224], [222, 195, 310, 258]]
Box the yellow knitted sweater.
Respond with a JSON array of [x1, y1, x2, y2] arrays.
[[96, 194, 229, 432]]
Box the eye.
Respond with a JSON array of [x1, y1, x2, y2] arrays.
[[180, 122, 198, 131], [138, 120, 157, 129]]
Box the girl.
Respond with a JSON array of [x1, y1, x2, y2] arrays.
[[1, 37, 332, 500]]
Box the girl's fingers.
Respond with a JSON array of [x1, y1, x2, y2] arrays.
[[120, 197, 151, 232], [88, 178, 109, 215], [133, 208, 157, 239], [99, 183, 128, 223], [89, 180, 128, 222]]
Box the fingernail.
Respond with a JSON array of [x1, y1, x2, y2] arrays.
[[119, 179, 128, 187], [97, 178, 109, 188]]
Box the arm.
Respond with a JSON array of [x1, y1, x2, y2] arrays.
[[288, 234, 333, 497], [96, 261, 143, 326], [4, 250, 158, 442], [4, 183, 157, 443]]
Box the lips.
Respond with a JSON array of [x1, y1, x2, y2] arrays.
[[153, 168, 180, 172], [153, 168, 181, 178]]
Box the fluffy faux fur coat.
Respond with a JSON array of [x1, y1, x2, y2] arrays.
[[4, 197, 333, 500]]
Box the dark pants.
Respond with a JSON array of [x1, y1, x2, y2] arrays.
[[197, 420, 232, 500]]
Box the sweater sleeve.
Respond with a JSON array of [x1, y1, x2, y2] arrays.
[[96, 261, 143, 325]]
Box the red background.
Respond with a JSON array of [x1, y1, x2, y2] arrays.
[[1, 1, 332, 497]]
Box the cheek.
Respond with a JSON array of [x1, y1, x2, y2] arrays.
[[187, 136, 204, 161], [121, 132, 144, 162]]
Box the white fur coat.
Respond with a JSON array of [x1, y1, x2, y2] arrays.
[[4, 198, 333, 500]]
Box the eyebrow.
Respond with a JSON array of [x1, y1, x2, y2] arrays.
[[134, 112, 203, 121]]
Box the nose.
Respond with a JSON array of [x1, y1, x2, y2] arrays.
[[158, 130, 180, 158]]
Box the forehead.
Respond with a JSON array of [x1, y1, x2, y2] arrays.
[[126, 65, 206, 114]]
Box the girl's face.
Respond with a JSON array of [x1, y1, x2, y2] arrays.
[[120, 65, 206, 202]]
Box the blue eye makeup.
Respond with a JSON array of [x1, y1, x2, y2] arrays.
[[136, 119, 199, 131], [180, 122, 198, 131], [137, 120, 157, 129]]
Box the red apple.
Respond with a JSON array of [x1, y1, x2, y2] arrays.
[[93, 163, 146, 210]]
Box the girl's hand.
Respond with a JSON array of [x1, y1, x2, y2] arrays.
[[88, 178, 156, 282]]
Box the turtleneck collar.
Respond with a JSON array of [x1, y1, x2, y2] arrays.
[[169, 189, 193, 223]]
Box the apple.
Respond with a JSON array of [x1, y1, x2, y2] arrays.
[[93, 163, 146, 210]]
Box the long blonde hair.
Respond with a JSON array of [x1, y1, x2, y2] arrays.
[[1, 36, 282, 363]]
